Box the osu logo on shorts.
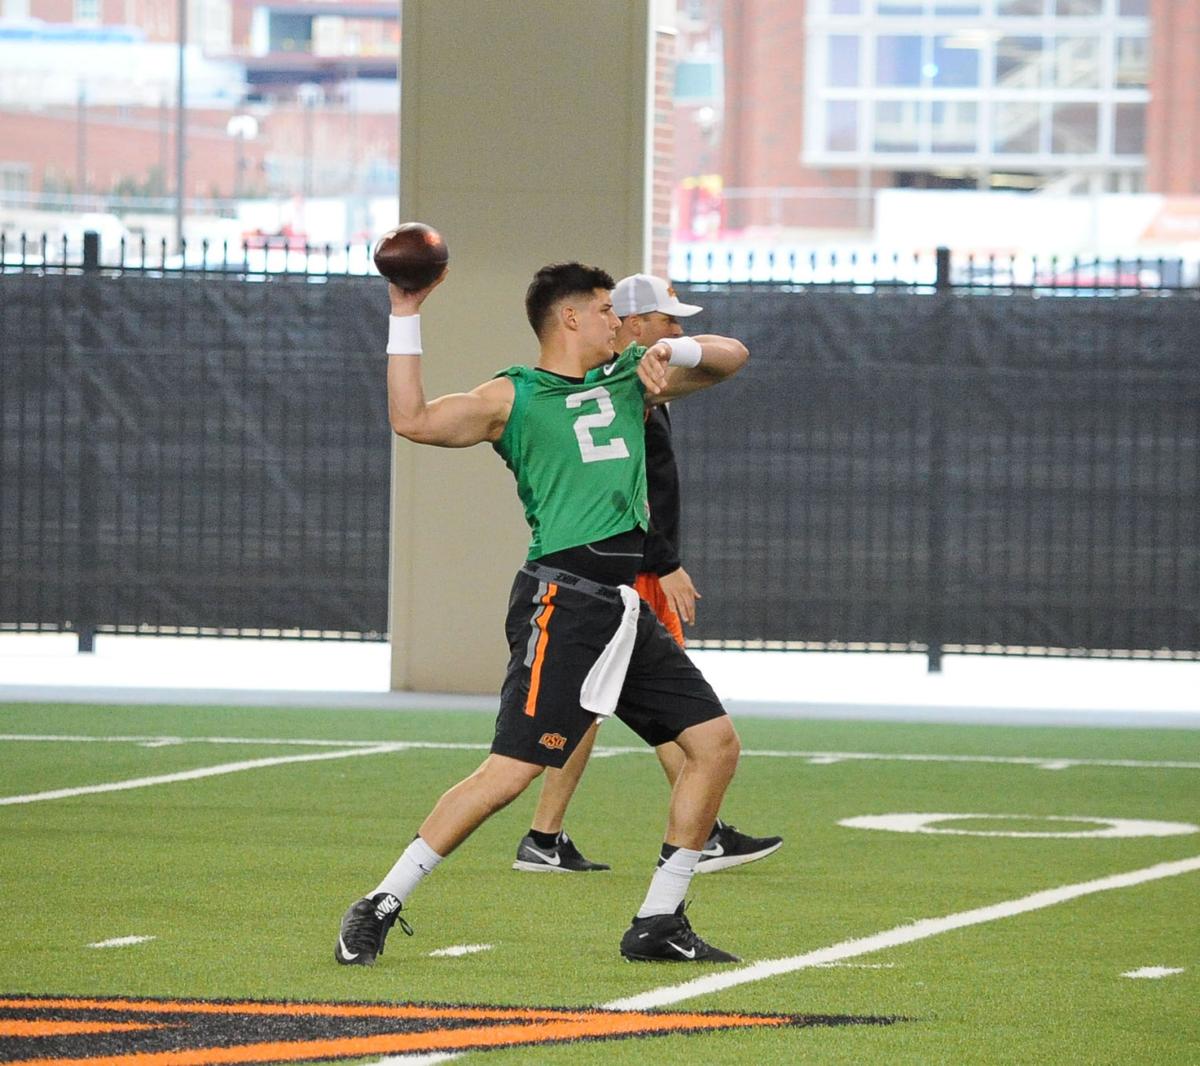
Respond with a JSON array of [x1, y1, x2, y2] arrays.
[[538, 732, 568, 751]]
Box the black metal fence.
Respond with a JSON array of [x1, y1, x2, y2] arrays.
[[1, 231, 377, 278], [669, 244, 1199, 294], [1, 244, 389, 646], [3, 237, 1199, 667], [673, 284, 1200, 665]]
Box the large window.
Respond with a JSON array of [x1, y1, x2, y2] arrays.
[[809, 3, 1148, 168]]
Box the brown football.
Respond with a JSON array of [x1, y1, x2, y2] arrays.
[[372, 223, 449, 290]]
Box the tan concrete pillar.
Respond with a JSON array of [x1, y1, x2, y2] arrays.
[[389, 0, 654, 693]]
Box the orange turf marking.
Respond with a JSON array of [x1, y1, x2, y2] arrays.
[[523, 582, 557, 716], [0, 1007, 789, 1066], [0, 1020, 163, 1038]]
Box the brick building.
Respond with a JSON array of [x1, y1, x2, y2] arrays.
[[671, 0, 1197, 237]]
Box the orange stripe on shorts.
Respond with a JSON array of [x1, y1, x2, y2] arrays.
[[524, 583, 557, 716]]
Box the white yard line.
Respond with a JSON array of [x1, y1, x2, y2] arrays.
[[0, 745, 406, 805], [2, 734, 1197, 771], [87, 935, 156, 948], [748, 750, 1200, 771], [601, 855, 1200, 1011]]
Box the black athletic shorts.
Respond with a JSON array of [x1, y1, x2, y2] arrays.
[[491, 564, 727, 768]]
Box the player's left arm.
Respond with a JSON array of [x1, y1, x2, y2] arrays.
[[637, 335, 749, 404]]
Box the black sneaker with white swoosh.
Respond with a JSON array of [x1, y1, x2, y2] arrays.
[[695, 820, 783, 873], [512, 831, 611, 872], [619, 902, 740, 963], [334, 892, 413, 966]]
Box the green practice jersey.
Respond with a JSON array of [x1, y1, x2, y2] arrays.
[[492, 344, 650, 560]]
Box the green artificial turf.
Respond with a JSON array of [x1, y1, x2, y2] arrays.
[[1, 702, 1197, 1063]]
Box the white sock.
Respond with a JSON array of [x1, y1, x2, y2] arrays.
[[371, 835, 443, 904], [636, 846, 701, 919]]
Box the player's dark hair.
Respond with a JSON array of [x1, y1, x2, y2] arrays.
[[525, 262, 615, 339]]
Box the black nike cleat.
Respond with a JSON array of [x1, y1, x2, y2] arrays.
[[695, 820, 783, 873], [619, 902, 740, 963], [334, 892, 413, 966], [512, 831, 611, 872]]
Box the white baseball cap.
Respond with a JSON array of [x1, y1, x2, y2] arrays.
[[611, 274, 703, 319]]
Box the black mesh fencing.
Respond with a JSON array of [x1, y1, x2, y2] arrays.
[[672, 287, 1200, 663], [3, 256, 1198, 664], [1, 270, 389, 644]]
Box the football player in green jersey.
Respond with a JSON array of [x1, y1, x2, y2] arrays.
[[514, 273, 783, 877], [335, 262, 750, 967]]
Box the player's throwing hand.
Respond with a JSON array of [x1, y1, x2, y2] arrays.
[[388, 271, 448, 316], [638, 341, 671, 394]]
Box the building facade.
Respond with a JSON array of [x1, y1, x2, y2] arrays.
[[671, 0, 1196, 236]]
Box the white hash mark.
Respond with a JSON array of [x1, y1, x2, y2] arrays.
[[1121, 966, 1184, 979], [428, 944, 493, 958], [88, 935, 156, 948]]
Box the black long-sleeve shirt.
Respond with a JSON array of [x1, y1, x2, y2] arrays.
[[641, 405, 682, 577]]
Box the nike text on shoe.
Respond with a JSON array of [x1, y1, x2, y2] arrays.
[[512, 832, 611, 873], [695, 821, 783, 874], [334, 892, 413, 966], [619, 902, 740, 963]]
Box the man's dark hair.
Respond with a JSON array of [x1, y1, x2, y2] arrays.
[[524, 262, 615, 339]]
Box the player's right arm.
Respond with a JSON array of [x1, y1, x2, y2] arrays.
[[385, 279, 514, 447]]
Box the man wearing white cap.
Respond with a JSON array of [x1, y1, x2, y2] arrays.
[[513, 274, 783, 876]]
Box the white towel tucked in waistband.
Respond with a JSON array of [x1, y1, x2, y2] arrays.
[[579, 584, 641, 718]]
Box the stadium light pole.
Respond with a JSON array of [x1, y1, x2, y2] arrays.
[[175, 0, 187, 252]]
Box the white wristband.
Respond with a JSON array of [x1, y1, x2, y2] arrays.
[[663, 336, 702, 368], [386, 314, 422, 355]]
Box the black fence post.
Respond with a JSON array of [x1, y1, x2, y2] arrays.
[[926, 246, 952, 673], [77, 231, 100, 653], [935, 246, 951, 292]]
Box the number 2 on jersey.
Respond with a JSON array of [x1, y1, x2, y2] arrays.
[[566, 386, 630, 464]]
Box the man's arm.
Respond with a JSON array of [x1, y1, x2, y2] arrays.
[[386, 279, 514, 447], [637, 335, 749, 404], [658, 565, 700, 626]]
